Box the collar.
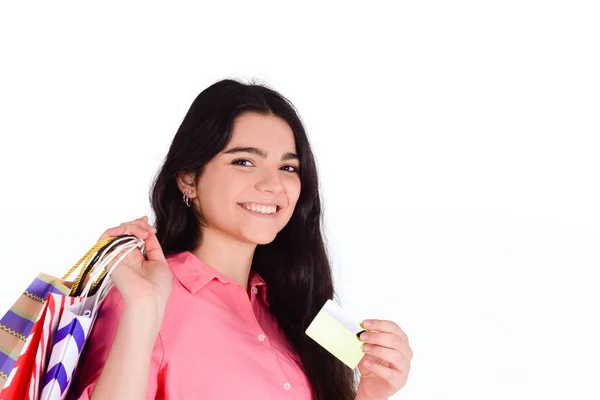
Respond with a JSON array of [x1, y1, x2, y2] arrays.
[[167, 251, 269, 306]]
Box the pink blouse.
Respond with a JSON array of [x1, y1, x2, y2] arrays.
[[69, 251, 313, 399]]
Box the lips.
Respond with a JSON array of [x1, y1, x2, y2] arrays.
[[237, 203, 281, 218], [237, 202, 281, 213]]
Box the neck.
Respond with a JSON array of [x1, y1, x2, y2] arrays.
[[191, 227, 257, 292]]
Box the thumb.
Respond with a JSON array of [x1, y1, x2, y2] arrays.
[[143, 232, 167, 264]]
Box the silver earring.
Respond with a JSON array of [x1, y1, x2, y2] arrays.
[[183, 190, 192, 207]]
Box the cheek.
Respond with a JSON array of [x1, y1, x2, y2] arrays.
[[198, 192, 223, 223], [284, 178, 302, 207], [198, 173, 239, 220]]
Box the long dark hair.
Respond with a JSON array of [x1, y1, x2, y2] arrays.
[[149, 78, 357, 399]]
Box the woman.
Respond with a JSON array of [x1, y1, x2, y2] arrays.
[[69, 79, 412, 400]]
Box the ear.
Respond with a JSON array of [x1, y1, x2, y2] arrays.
[[176, 171, 197, 198]]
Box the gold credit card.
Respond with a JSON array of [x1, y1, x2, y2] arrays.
[[305, 299, 367, 369]]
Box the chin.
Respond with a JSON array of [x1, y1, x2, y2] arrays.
[[241, 231, 279, 245], [251, 235, 278, 245]]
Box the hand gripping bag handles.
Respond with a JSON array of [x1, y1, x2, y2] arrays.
[[0, 235, 145, 400], [40, 235, 144, 400]]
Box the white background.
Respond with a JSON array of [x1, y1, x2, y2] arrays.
[[1, 1, 599, 399]]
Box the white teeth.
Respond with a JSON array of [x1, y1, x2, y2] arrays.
[[242, 203, 277, 214]]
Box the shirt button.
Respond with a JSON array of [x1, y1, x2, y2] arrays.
[[258, 334, 266, 342], [252, 287, 258, 295], [284, 382, 291, 391]]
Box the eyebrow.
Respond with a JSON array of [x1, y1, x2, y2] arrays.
[[223, 146, 299, 161]]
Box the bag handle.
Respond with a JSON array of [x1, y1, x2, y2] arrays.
[[63, 236, 116, 296], [87, 239, 144, 317], [72, 235, 136, 297], [72, 236, 144, 317], [78, 236, 144, 298]]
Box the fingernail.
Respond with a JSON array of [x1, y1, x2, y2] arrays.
[[360, 332, 369, 341], [362, 344, 372, 352], [362, 320, 372, 328]]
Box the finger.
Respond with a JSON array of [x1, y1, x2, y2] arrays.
[[99, 225, 150, 241], [362, 319, 407, 341], [362, 343, 409, 371], [361, 360, 406, 391], [121, 218, 156, 233], [105, 216, 155, 239], [99, 226, 126, 240], [143, 232, 167, 264], [120, 221, 157, 236], [360, 331, 407, 352], [109, 225, 149, 239]]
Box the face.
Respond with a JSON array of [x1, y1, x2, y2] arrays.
[[182, 112, 301, 245]]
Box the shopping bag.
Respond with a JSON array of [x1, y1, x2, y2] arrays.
[[39, 296, 91, 400], [0, 236, 119, 399], [0, 235, 143, 400], [40, 236, 142, 400], [6, 293, 80, 400], [0, 274, 71, 390]]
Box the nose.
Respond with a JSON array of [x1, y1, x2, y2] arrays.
[[255, 169, 283, 194]]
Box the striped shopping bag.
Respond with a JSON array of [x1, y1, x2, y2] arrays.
[[0, 235, 144, 400], [5, 293, 80, 400], [40, 236, 143, 400], [0, 274, 71, 391], [39, 295, 94, 400]]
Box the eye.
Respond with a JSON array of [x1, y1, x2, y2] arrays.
[[281, 165, 299, 173], [232, 159, 254, 167]]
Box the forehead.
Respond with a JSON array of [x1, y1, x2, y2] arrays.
[[228, 112, 296, 151]]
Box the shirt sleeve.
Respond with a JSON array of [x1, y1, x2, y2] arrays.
[[67, 286, 164, 400]]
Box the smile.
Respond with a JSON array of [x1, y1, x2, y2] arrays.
[[238, 202, 281, 217]]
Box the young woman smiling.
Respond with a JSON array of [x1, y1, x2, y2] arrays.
[[69, 79, 412, 400]]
